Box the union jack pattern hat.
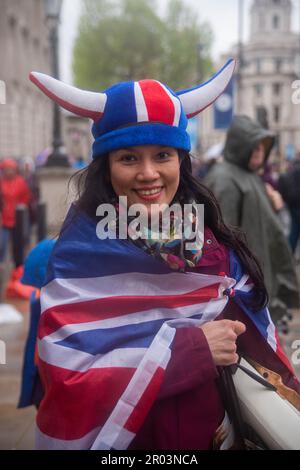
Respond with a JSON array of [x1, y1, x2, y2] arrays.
[[30, 59, 235, 158]]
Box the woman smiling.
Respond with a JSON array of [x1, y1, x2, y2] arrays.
[[30, 60, 300, 450]]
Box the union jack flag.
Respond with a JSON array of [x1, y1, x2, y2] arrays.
[[36, 207, 294, 450]]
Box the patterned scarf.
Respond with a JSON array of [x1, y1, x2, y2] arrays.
[[113, 201, 204, 271]]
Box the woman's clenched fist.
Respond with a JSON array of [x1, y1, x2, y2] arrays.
[[200, 319, 246, 366]]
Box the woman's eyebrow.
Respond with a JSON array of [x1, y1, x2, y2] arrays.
[[116, 147, 137, 152]]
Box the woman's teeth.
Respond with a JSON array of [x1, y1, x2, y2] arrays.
[[136, 188, 162, 195]]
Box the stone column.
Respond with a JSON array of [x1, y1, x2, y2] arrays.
[[37, 167, 77, 234]]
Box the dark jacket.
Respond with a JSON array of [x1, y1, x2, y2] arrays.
[[204, 116, 299, 317], [278, 161, 300, 209]]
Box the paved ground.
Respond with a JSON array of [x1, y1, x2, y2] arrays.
[[0, 272, 300, 450], [0, 298, 36, 450]]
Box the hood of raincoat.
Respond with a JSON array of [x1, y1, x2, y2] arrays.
[[224, 115, 275, 171]]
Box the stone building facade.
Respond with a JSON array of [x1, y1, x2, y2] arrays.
[[200, 0, 300, 159], [63, 112, 93, 163], [0, 0, 52, 159], [0, 0, 92, 162]]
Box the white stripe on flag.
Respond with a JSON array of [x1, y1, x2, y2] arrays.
[[41, 271, 235, 313], [234, 274, 249, 291], [36, 425, 102, 450], [39, 297, 228, 371], [134, 82, 149, 122], [91, 320, 176, 450], [38, 340, 146, 371], [266, 308, 277, 352], [42, 298, 227, 343]]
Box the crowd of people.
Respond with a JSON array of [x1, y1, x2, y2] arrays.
[[0, 157, 39, 306], [202, 115, 300, 332], [0, 153, 87, 305]]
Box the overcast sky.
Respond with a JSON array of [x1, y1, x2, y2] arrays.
[[59, 0, 300, 84]]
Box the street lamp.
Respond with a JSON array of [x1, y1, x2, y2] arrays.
[[236, 0, 244, 113], [44, 0, 70, 167]]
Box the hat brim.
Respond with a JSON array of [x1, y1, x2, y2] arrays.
[[92, 123, 191, 158]]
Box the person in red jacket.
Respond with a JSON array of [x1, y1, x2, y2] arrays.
[[0, 158, 32, 267]]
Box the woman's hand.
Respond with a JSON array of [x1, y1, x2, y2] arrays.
[[200, 320, 246, 366]]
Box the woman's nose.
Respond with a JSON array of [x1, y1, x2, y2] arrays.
[[136, 162, 159, 180]]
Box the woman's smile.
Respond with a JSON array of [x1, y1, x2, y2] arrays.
[[133, 186, 164, 201], [109, 145, 180, 214]]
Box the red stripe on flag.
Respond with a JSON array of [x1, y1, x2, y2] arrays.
[[139, 80, 175, 125], [123, 365, 165, 434], [37, 359, 135, 440], [39, 284, 221, 338]]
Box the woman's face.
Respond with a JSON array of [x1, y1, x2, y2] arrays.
[[109, 145, 180, 214]]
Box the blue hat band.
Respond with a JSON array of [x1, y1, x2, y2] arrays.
[[92, 123, 191, 158]]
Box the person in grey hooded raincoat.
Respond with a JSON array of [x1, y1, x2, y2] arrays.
[[205, 115, 299, 324]]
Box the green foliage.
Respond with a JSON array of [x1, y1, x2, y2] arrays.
[[73, 0, 213, 91]]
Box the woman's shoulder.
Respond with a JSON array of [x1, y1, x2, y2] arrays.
[[194, 227, 230, 275]]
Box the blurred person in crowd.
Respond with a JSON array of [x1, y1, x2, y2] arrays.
[[257, 160, 293, 239], [278, 155, 300, 254], [259, 162, 285, 214], [72, 155, 87, 170], [0, 158, 32, 268], [205, 115, 299, 326], [261, 161, 279, 189], [18, 239, 56, 409], [197, 142, 223, 180], [20, 156, 40, 236]]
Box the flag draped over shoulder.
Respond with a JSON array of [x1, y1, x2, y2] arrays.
[[36, 207, 292, 450]]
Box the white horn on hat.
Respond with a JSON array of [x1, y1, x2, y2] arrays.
[[29, 72, 107, 121], [177, 58, 236, 119]]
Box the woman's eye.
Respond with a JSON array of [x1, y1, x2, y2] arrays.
[[157, 152, 170, 160], [120, 154, 136, 162]]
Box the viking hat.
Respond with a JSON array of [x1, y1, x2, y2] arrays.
[[30, 59, 235, 159]]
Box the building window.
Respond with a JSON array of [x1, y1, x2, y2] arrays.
[[256, 106, 269, 128], [273, 105, 280, 123], [254, 84, 263, 96], [256, 58, 262, 73], [274, 58, 282, 72], [273, 15, 280, 29], [272, 83, 282, 95]]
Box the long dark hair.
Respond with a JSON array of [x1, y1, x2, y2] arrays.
[[70, 151, 268, 310]]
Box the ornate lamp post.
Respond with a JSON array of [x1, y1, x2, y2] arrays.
[[44, 0, 70, 167]]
